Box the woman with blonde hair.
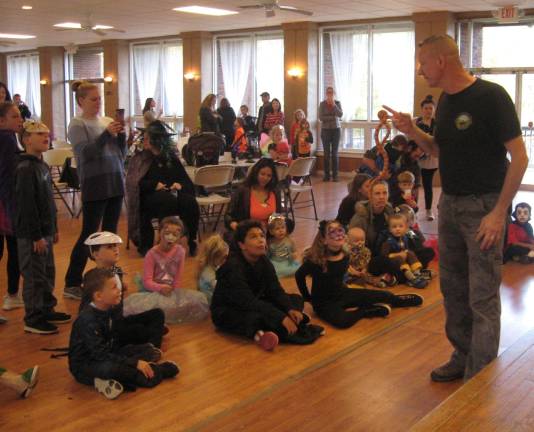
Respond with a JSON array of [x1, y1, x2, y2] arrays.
[[199, 94, 221, 135], [64, 80, 126, 300]]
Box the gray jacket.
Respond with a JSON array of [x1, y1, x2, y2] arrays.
[[349, 200, 395, 252], [318, 100, 343, 129]]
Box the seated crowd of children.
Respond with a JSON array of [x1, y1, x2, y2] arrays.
[[1, 118, 532, 402]]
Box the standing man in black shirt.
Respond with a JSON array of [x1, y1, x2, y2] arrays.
[[385, 35, 528, 382], [256, 92, 272, 134]]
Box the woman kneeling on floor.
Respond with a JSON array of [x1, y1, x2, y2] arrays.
[[211, 220, 324, 351], [295, 220, 423, 329]]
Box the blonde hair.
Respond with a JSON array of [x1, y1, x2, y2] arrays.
[[197, 234, 229, 272], [303, 220, 346, 272], [397, 171, 415, 184], [72, 80, 99, 107], [293, 109, 306, 122], [269, 124, 285, 141], [201, 94, 216, 109]]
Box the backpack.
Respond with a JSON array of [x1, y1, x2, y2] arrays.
[[183, 133, 224, 167]]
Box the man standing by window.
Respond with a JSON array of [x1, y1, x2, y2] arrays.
[[256, 92, 272, 134], [13, 94, 31, 120]]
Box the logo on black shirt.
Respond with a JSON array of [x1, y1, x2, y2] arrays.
[[455, 113, 472, 130]]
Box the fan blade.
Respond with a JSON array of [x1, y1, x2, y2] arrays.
[[92, 29, 107, 36], [239, 5, 266, 9], [54, 28, 77, 32], [278, 6, 313, 16], [106, 28, 126, 33], [266, 9, 275, 17]]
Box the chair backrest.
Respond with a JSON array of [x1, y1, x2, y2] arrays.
[[275, 163, 289, 181], [287, 157, 316, 177], [42, 148, 74, 167], [194, 164, 235, 188]]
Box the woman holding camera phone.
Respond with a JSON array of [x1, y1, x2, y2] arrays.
[[64, 81, 127, 300]]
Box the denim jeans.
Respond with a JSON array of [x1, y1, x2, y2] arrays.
[[65, 196, 123, 287], [438, 192, 504, 380], [321, 128, 341, 179]]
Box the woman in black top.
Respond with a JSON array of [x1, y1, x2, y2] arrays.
[[336, 173, 372, 227], [199, 94, 221, 135], [137, 122, 200, 255], [295, 220, 422, 329], [217, 98, 236, 150]]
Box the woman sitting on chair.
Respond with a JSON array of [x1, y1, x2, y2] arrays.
[[126, 121, 200, 256], [225, 158, 288, 240]]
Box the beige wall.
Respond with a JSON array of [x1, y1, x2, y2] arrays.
[[0, 54, 7, 84], [102, 39, 131, 118]]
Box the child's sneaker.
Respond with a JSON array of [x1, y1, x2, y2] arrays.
[[94, 378, 124, 400], [156, 361, 180, 379], [20, 366, 40, 398], [24, 320, 59, 335], [362, 304, 391, 318], [420, 269, 436, 280], [391, 294, 423, 308], [45, 311, 72, 324], [381, 274, 397, 287], [3, 294, 24, 311], [63, 286, 82, 300], [254, 330, 279, 351], [406, 277, 428, 289], [0, 315, 7, 324]]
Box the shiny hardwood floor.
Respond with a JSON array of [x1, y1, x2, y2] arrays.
[[0, 178, 533, 432]]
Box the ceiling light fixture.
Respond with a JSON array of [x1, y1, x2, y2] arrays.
[[104, 76, 113, 83], [21, 5, 33, 10], [0, 33, 36, 39], [54, 22, 82, 29], [173, 6, 238, 16], [92, 25, 113, 30]]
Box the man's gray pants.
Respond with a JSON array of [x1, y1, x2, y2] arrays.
[[438, 193, 504, 380]]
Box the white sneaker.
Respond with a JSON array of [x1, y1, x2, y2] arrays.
[[426, 210, 435, 221], [3, 294, 24, 311]]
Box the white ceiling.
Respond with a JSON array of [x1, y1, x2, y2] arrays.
[[1, 0, 533, 52]]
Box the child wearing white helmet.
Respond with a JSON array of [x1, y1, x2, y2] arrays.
[[81, 231, 167, 352]]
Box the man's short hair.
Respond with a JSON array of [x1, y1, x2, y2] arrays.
[[418, 34, 459, 57]]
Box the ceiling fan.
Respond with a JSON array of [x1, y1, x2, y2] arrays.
[[54, 15, 125, 36], [239, 1, 313, 18]]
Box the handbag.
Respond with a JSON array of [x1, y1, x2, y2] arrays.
[[59, 157, 80, 189]]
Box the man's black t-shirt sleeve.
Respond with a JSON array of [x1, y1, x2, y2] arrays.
[[490, 85, 522, 145]]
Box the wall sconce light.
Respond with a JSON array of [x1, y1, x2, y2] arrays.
[[104, 76, 113, 83], [288, 67, 303, 79], [39, 79, 48, 85], [184, 72, 197, 82]]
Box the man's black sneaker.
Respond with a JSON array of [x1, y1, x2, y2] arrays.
[[430, 360, 465, 382], [24, 320, 59, 335], [45, 312, 72, 324], [391, 294, 423, 308], [362, 304, 391, 318], [156, 361, 180, 379]]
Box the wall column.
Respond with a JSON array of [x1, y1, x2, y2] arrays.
[[412, 12, 456, 113], [37, 46, 66, 141], [0, 53, 7, 84], [102, 39, 130, 118], [181, 31, 213, 131], [282, 22, 319, 141]]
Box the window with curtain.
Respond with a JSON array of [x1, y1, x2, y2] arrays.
[[131, 40, 183, 118], [65, 47, 105, 124], [322, 23, 414, 151], [7, 53, 41, 119], [216, 33, 284, 115]]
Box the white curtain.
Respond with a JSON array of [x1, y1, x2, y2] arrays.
[[219, 38, 252, 108], [7, 54, 41, 119], [133, 45, 161, 110], [162, 44, 183, 117], [256, 38, 284, 110], [329, 31, 360, 122]]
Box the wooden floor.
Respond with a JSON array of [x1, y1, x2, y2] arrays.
[[1, 178, 533, 432]]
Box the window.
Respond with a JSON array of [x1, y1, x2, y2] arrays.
[[7, 53, 41, 119], [130, 40, 183, 131], [458, 20, 534, 186], [215, 33, 284, 115], [321, 23, 414, 152], [65, 47, 105, 125]]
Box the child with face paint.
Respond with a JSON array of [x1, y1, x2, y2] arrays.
[[295, 220, 423, 329], [267, 214, 300, 278], [504, 202, 534, 263], [123, 216, 209, 324]]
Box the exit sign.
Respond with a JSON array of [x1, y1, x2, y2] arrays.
[[496, 6, 520, 23]]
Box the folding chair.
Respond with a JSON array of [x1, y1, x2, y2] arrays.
[[42, 148, 78, 217], [285, 157, 318, 220], [193, 165, 235, 234]]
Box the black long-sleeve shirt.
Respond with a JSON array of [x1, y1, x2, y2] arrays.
[[139, 153, 195, 196], [15, 154, 57, 240], [211, 252, 294, 326], [295, 255, 350, 305]]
